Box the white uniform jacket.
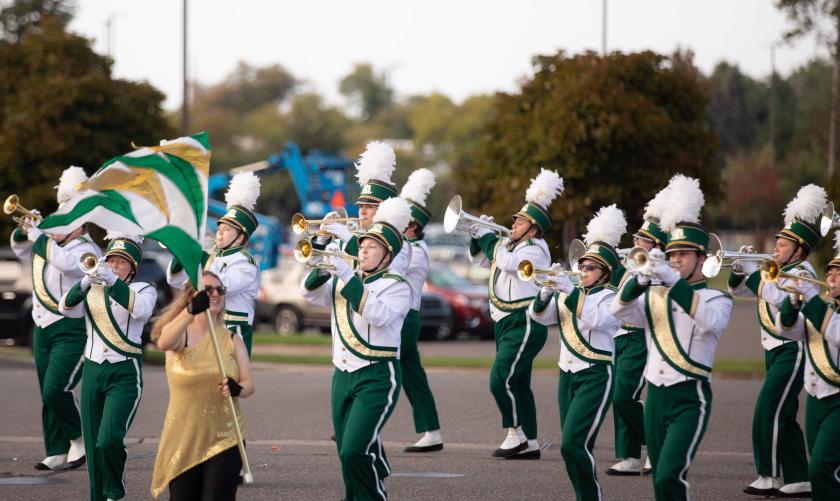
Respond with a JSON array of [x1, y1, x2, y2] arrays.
[[10, 229, 101, 328], [404, 239, 430, 311], [610, 277, 732, 387], [300, 267, 411, 373]]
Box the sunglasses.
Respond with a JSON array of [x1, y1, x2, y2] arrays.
[[579, 264, 602, 272], [204, 285, 227, 296]]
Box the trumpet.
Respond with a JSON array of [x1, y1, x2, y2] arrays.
[[79, 252, 100, 276], [291, 208, 360, 236], [443, 195, 511, 238], [760, 260, 828, 293], [517, 260, 581, 286], [820, 201, 840, 237], [293, 240, 359, 271], [702, 233, 773, 278], [3, 194, 40, 227], [625, 247, 677, 276]]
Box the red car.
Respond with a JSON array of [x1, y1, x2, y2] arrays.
[[424, 262, 493, 340]]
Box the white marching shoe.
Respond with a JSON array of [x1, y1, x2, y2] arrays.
[[643, 456, 652, 475], [606, 457, 642, 476], [743, 475, 781, 496], [506, 438, 541, 460], [492, 426, 527, 458], [776, 481, 812, 498], [404, 430, 444, 452], [66, 437, 86, 469], [33, 454, 67, 471]]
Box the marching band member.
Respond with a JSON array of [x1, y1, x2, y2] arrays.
[[168, 172, 261, 355], [150, 270, 254, 500], [9, 166, 100, 471], [398, 168, 444, 452], [469, 168, 563, 459], [607, 186, 669, 476], [59, 235, 156, 501], [610, 175, 733, 501], [317, 141, 412, 275], [730, 185, 825, 498], [300, 197, 412, 501], [776, 230, 840, 501], [529, 205, 626, 500]]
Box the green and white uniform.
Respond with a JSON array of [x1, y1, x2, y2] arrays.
[[400, 238, 440, 433], [530, 284, 621, 501], [729, 262, 812, 484], [611, 277, 732, 501], [300, 267, 411, 500], [469, 232, 550, 441], [10, 229, 100, 458], [168, 245, 260, 355], [60, 278, 156, 501], [777, 296, 840, 500]]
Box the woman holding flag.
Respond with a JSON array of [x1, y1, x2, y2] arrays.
[[59, 234, 156, 501]]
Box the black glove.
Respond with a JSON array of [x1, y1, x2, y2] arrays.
[[226, 378, 243, 397], [187, 290, 210, 315]]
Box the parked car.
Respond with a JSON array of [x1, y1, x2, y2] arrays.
[[256, 259, 454, 338], [0, 247, 33, 346], [424, 262, 493, 339]]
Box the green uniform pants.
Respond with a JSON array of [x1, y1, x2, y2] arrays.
[[399, 309, 441, 433], [612, 331, 647, 460], [229, 324, 253, 357], [81, 358, 143, 501], [332, 361, 402, 501], [752, 342, 808, 482], [33, 317, 86, 456], [645, 380, 712, 501], [805, 392, 840, 501], [489, 311, 548, 440], [559, 365, 614, 501]]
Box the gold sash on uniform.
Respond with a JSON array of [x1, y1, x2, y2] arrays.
[[646, 287, 711, 380]]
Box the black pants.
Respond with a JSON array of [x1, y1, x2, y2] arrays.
[[169, 445, 242, 501]]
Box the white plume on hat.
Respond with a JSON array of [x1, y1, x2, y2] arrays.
[[225, 171, 261, 211], [55, 166, 88, 205], [583, 204, 627, 247], [104, 231, 143, 244], [783, 184, 827, 226], [355, 141, 396, 186], [525, 168, 564, 209], [660, 174, 704, 232], [373, 197, 412, 233], [643, 183, 671, 222], [834, 230, 840, 256], [399, 168, 435, 207]]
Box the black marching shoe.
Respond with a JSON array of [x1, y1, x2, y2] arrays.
[[492, 441, 527, 458]]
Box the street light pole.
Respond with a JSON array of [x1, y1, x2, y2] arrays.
[[602, 0, 607, 55]]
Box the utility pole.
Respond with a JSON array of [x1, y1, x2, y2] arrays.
[[602, 0, 607, 55], [104, 14, 115, 58], [181, 0, 189, 135]]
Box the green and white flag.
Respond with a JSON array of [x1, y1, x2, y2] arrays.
[[40, 131, 212, 287]]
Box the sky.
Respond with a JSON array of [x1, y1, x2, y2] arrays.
[[67, 0, 824, 110]]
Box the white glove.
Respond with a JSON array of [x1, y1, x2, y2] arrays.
[[26, 225, 43, 242], [549, 262, 565, 273], [799, 281, 820, 302], [325, 221, 353, 242], [80, 274, 94, 292], [553, 274, 574, 294], [329, 255, 356, 282], [98, 257, 118, 285], [635, 272, 651, 286], [735, 258, 759, 276], [654, 261, 680, 287], [539, 285, 554, 302], [648, 248, 666, 261], [471, 214, 495, 240], [788, 290, 801, 309], [738, 244, 755, 254]]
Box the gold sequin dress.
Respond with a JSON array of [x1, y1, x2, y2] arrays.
[[151, 327, 246, 498]]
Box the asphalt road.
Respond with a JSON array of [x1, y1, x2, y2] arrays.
[[0, 350, 799, 501]]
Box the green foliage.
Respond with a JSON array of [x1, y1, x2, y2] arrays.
[[720, 145, 785, 233], [0, 19, 173, 237], [0, 0, 73, 43], [339, 63, 394, 122], [462, 50, 719, 248]]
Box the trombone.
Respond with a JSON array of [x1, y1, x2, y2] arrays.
[[291, 207, 360, 237], [443, 195, 511, 238], [3, 194, 40, 227], [701, 233, 773, 278], [293, 240, 359, 271]]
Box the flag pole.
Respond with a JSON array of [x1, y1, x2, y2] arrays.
[[206, 308, 254, 483]]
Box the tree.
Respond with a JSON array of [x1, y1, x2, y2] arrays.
[[0, 0, 73, 43], [338, 63, 394, 121], [776, 0, 840, 178], [0, 19, 174, 236], [459, 50, 719, 249], [720, 146, 785, 240]]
